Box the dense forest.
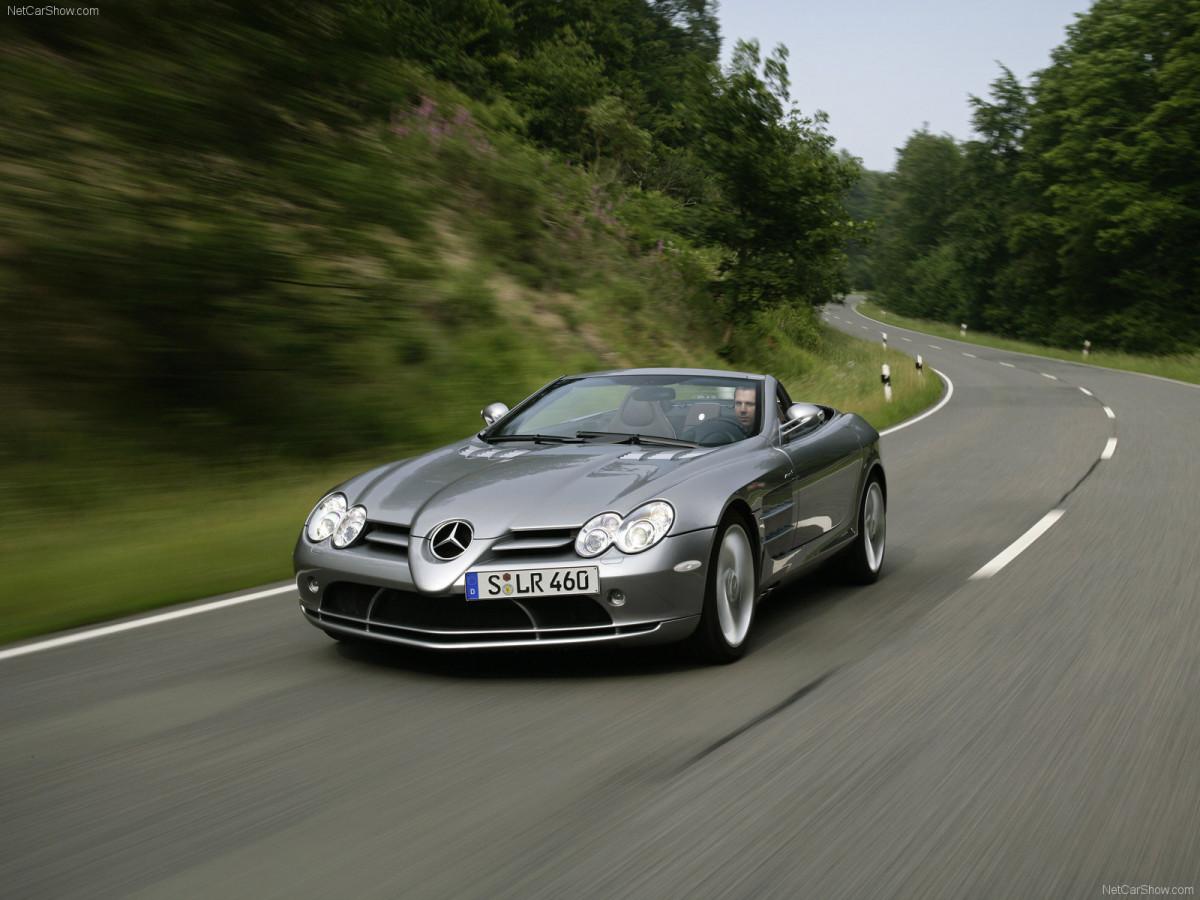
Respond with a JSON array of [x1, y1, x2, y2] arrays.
[[864, 0, 1200, 353], [0, 0, 860, 460]]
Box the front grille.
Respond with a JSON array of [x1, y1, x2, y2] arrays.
[[490, 528, 577, 554], [359, 524, 578, 560], [362, 522, 411, 556], [309, 582, 657, 648]]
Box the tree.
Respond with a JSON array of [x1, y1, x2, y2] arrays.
[[508, 27, 609, 156], [1022, 0, 1200, 350], [689, 40, 860, 325], [584, 95, 652, 177], [959, 67, 1036, 336], [871, 129, 966, 319]]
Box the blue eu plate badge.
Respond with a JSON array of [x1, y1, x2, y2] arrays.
[[465, 572, 481, 600]]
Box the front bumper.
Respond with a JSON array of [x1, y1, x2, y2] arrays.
[[294, 527, 714, 650]]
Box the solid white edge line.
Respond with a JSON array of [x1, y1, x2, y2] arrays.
[[0, 584, 296, 663], [881, 368, 954, 437], [849, 299, 1200, 391], [1102, 437, 1118, 459], [971, 510, 1066, 580]]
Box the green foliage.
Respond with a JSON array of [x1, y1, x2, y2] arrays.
[[843, 164, 885, 291], [870, 130, 968, 319], [686, 41, 861, 323], [1023, 0, 1200, 351], [512, 27, 608, 155], [862, 0, 1200, 353], [0, 0, 867, 480]]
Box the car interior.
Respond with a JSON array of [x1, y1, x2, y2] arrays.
[[606, 384, 759, 445]]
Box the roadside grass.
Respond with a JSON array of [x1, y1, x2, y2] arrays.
[[855, 299, 1200, 386], [0, 319, 943, 646], [1, 461, 360, 644], [786, 328, 940, 431]]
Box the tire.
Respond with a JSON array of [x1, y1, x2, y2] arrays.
[[843, 474, 886, 584], [688, 514, 758, 664]]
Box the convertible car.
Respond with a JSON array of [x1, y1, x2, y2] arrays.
[[294, 368, 886, 662]]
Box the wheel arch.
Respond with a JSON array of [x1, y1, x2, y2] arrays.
[[865, 459, 887, 503], [719, 498, 761, 567]]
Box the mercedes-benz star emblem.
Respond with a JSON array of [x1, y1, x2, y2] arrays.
[[429, 520, 473, 560]]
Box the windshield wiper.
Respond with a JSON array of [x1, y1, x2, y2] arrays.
[[576, 431, 698, 448], [483, 433, 584, 444]]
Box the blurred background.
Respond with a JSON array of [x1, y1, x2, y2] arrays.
[[0, 1, 899, 640]]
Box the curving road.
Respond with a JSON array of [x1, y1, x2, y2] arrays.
[[3, 301, 1198, 898]]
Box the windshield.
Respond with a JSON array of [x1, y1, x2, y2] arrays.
[[489, 374, 763, 447]]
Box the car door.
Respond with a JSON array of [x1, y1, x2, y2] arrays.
[[773, 387, 864, 553]]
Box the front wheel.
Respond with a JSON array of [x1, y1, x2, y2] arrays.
[[843, 475, 886, 584], [688, 515, 758, 664]]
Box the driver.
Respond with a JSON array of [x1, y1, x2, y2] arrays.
[[734, 387, 758, 434]]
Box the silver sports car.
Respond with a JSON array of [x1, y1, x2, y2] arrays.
[[294, 368, 886, 662]]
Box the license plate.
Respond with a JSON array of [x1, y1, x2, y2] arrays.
[[465, 566, 600, 600]]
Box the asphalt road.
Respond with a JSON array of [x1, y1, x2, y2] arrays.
[[3, 302, 1198, 898]]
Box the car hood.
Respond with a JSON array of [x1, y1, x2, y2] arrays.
[[345, 439, 724, 538]]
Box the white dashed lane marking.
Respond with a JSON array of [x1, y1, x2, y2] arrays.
[[971, 510, 1066, 580]]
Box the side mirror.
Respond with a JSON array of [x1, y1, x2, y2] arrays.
[[481, 402, 509, 427], [781, 402, 825, 436]]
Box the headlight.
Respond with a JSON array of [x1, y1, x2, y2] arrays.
[[332, 505, 367, 548], [575, 501, 674, 557], [616, 501, 674, 553], [306, 493, 369, 548], [575, 512, 622, 557], [307, 493, 347, 542]]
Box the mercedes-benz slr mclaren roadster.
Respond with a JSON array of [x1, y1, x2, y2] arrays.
[[294, 368, 886, 662]]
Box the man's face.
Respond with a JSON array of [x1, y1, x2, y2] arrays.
[[734, 388, 757, 431]]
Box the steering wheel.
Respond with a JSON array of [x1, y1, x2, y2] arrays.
[[686, 417, 746, 446]]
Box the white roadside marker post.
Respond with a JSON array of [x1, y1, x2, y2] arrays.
[[1083, 339, 1091, 358], [916, 354, 924, 377], [960, 323, 968, 338], [882, 332, 888, 350], [881, 364, 892, 403]]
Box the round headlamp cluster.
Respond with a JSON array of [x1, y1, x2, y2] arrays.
[[575, 501, 674, 558], [306, 492, 368, 548]]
